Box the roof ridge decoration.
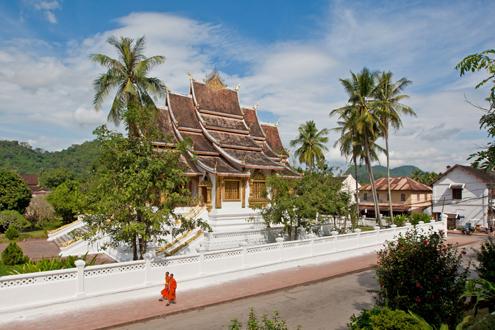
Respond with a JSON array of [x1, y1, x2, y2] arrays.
[[205, 70, 227, 90]]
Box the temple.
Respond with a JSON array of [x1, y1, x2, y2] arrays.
[[154, 72, 299, 214]]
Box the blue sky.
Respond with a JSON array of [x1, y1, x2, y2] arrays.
[[0, 0, 494, 171]]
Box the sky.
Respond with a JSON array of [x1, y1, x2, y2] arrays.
[[0, 0, 494, 172]]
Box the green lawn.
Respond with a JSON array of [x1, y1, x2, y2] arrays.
[[0, 229, 48, 244], [358, 225, 376, 232]]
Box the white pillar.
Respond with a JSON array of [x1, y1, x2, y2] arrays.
[[74, 259, 86, 297], [143, 252, 153, 286]]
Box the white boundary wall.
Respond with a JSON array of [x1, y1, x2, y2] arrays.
[[0, 221, 446, 315]]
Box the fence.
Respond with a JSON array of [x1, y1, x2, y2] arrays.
[[0, 220, 446, 314]]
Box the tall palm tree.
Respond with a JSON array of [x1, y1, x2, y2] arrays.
[[91, 36, 166, 138], [290, 121, 329, 172], [374, 72, 415, 222], [331, 68, 383, 223]]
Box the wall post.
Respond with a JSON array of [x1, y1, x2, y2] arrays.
[[74, 259, 86, 298]]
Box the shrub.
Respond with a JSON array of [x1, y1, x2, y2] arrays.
[[467, 313, 495, 330], [393, 215, 408, 227], [410, 213, 430, 225], [0, 170, 32, 213], [5, 225, 19, 240], [0, 210, 30, 232], [9, 254, 97, 274], [47, 180, 84, 224], [228, 308, 291, 330], [24, 196, 56, 229], [476, 237, 495, 283], [1, 242, 29, 265], [376, 229, 468, 328], [349, 307, 427, 330]]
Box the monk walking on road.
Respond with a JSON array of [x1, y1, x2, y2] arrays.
[[159, 271, 170, 301], [167, 273, 177, 306]]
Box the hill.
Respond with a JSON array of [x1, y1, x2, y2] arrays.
[[345, 165, 422, 184], [0, 140, 100, 178]]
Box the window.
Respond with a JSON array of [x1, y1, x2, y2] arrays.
[[452, 188, 463, 200], [400, 193, 406, 202], [224, 180, 240, 200], [363, 193, 368, 201], [250, 181, 266, 200]]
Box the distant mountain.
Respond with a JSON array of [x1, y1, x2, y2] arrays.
[[0, 140, 100, 178], [345, 165, 422, 184]]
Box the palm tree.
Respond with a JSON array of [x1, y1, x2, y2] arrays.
[[331, 68, 383, 223], [91, 36, 166, 138], [374, 72, 415, 222], [290, 121, 329, 172]]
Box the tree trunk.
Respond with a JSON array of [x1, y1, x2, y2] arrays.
[[132, 235, 138, 261], [364, 138, 381, 224], [385, 133, 394, 224], [353, 156, 360, 226]]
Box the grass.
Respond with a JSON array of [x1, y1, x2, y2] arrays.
[[0, 229, 48, 244], [358, 225, 376, 232], [0, 261, 13, 276]]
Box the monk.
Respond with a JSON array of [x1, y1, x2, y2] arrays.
[[159, 271, 170, 301], [167, 273, 177, 306]]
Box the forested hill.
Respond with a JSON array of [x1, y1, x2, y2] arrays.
[[345, 165, 422, 184], [0, 140, 100, 178]]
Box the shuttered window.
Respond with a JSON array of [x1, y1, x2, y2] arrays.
[[250, 181, 266, 200], [224, 180, 240, 200]]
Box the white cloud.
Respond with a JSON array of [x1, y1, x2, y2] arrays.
[[0, 3, 494, 172], [27, 0, 61, 24]]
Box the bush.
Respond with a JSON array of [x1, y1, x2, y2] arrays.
[[228, 308, 291, 330], [0, 170, 31, 214], [24, 195, 55, 229], [349, 307, 427, 330], [467, 313, 495, 330], [409, 213, 430, 225], [5, 225, 19, 240], [393, 215, 408, 227], [1, 242, 29, 265], [0, 210, 30, 232], [9, 254, 97, 274], [376, 229, 468, 328], [476, 237, 495, 283]]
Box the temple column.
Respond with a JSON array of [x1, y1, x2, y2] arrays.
[[215, 176, 222, 209], [211, 174, 217, 210], [241, 178, 246, 208]]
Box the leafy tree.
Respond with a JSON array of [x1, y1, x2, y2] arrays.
[[374, 72, 415, 222], [376, 229, 468, 328], [410, 169, 439, 186], [83, 126, 209, 260], [91, 36, 166, 138], [39, 168, 74, 189], [289, 121, 329, 172], [456, 49, 495, 170], [0, 210, 30, 232], [1, 242, 28, 265], [47, 180, 85, 224], [260, 171, 350, 240], [332, 68, 383, 222], [476, 237, 495, 283], [0, 169, 31, 213]]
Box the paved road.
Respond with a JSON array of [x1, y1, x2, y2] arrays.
[[116, 270, 377, 330]]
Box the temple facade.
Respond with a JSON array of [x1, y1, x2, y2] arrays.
[[154, 73, 299, 213]]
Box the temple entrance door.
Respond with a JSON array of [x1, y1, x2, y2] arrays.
[[201, 186, 208, 204]]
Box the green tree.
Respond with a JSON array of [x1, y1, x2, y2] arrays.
[[91, 36, 166, 138], [0, 210, 30, 232], [0, 169, 31, 213], [374, 72, 415, 222], [376, 229, 468, 328], [260, 171, 349, 240], [456, 49, 495, 170], [39, 168, 74, 189], [83, 126, 208, 260], [290, 121, 329, 172], [1, 242, 28, 265], [410, 169, 439, 186], [47, 180, 85, 224], [332, 68, 383, 222]]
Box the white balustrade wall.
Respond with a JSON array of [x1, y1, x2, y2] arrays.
[[0, 221, 446, 314]]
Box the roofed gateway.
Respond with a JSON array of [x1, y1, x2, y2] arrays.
[[154, 73, 299, 211]]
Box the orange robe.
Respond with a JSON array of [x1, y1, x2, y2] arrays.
[[168, 277, 177, 302], [160, 274, 170, 298]]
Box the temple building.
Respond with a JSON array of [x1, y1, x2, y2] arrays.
[[154, 72, 299, 213]]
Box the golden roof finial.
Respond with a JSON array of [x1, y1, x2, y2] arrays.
[[235, 84, 240, 91], [205, 70, 226, 90]]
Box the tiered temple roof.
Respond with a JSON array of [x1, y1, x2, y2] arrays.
[[156, 73, 299, 178]]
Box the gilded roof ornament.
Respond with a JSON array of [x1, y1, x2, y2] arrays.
[[205, 70, 227, 90]]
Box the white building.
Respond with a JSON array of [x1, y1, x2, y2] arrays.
[[337, 174, 360, 204], [432, 164, 495, 229]]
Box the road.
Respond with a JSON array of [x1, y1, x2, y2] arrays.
[[116, 270, 377, 330]]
